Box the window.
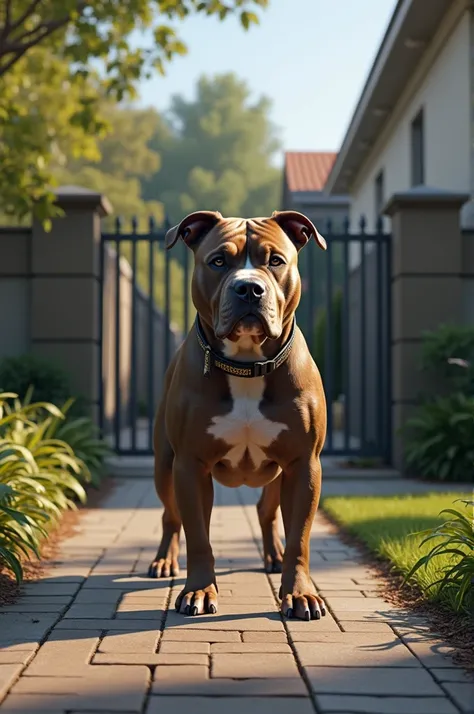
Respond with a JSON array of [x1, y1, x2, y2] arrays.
[[411, 109, 425, 185], [374, 170, 385, 220]]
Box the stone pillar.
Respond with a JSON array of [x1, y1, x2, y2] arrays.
[[31, 186, 112, 421], [383, 186, 469, 469]]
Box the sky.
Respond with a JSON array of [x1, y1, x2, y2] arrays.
[[137, 0, 398, 164]]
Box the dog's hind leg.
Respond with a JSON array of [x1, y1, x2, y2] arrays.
[[148, 400, 181, 578], [257, 473, 284, 573]]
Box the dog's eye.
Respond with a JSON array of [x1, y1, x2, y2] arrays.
[[269, 255, 285, 267], [209, 256, 225, 268]]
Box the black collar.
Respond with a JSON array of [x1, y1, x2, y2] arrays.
[[195, 316, 296, 378]]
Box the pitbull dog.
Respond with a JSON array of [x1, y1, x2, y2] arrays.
[[148, 210, 327, 621]]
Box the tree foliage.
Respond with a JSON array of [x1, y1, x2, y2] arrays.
[[0, 0, 268, 221], [143, 73, 281, 222]]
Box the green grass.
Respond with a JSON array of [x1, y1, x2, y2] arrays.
[[322, 493, 473, 612]]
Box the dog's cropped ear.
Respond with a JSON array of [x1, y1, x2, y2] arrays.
[[165, 210, 223, 250], [271, 210, 327, 251]]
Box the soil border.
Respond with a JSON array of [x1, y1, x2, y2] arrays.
[[0, 476, 116, 608]]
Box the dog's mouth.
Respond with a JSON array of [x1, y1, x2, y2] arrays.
[[215, 311, 280, 342], [226, 314, 265, 343]]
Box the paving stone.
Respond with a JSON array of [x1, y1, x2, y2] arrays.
[[8, 666, 148, 711], [294, 640, 420, 667], [21, 583, 81, 597], [72, 590, 122, 605], [442, 682, 474, 713], [401, 638, 458, 668], [23, 632, 100, 676], [0, 652, 35, 665], [161, 630, 240, 643], [99, 630, 160, 654], [10, 595, 73, 605], [165, 611, 284, 631], [152, 666, 307, 696], [312, 580, 367, 591], [0, 664, 23, 700], [1, 603, 68, 614], [320, 590, 365, 598], [93, 652, 209, 665], [211, 642, 292, 653], [306, 666, 445, 696], [315, 694, 459, 713], [160, 641, 210, 655], [285, 614, 341, 633], [55, 618, 164, 630], [64, 604, 118, 619], [212, 653, 299, 678], [0, 693, 74, 711], [289, 632, 400, 645], [431, 668, 474, 683], [325, 596, 394, 611], [339, 621, 395, 633], [146, 696, 314, 713]]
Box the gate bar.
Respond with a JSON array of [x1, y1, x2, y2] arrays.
[[114, 226, 121, 452], [342, 218, 350, 453], [130, 222, 138, 452], [359, 217, 367, 453], [325, 221, 334, 452], [147, 226, 155, 452]]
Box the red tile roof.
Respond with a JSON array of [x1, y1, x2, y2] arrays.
[[284, 151, 337, 193]]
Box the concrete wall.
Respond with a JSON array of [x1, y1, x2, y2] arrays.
[[350, 9, 471, 235], [0, 228, 31, 359], [0, 188, 181, 435]]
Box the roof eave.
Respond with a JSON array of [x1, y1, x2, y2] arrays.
[[325, 0, 455, 195]]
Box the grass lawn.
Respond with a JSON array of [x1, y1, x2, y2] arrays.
[[322, 492, 472, 612]]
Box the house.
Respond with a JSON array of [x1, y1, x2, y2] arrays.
[[282, 151, 350, 231], [325, 0, 473, 231]]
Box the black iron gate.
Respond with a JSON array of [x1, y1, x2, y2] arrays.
[[99, 216, 392, 461]]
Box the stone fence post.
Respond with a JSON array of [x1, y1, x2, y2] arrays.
[[383, 186, 470, 469], [31, 186, 112, 422]]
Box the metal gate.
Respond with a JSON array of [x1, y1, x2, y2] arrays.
[[99, 216, 391, 462]]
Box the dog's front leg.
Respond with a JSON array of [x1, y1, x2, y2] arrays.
[[173, 457, 218, 615], [280, 455, 326, 621]]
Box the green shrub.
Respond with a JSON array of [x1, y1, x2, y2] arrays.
[[46, 399, 111, 486], [0, 355, 86, 415], [404, 393, 474, 482], [0, 392, 101, 582], [421, 325, 474, 386], [405, 499, 474, 613]]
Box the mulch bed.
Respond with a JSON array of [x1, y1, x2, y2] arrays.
[[320, 507, 474, 673], [0, 476, 116, 608]]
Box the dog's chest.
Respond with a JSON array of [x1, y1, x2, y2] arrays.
[[207, 376, 287, 469]]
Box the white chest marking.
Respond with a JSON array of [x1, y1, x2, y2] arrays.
[[207, 337, 288, 469]]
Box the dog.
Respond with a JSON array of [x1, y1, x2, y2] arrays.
[[148, 210, 327, 621]]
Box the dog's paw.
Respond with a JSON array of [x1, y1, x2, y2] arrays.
[[175, 583, 218, 615], [279, 582, 326, 621], [148, 558, 179, 578], [264, 552, 283, 574]]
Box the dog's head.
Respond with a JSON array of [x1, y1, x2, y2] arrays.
[[166, 210, 326, 345]]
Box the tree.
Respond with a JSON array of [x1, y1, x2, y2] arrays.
[[54, 104, 168, 230], [142, 73, 282, 222], [0, 0, 268, 222]]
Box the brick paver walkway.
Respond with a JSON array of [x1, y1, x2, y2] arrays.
[[0, 479, 472, 713]]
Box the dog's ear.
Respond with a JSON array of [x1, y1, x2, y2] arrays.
[[271, 210, 327, 251], [165, 210, 223, 250]]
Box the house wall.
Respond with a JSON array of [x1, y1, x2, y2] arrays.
[[350, 8, 471, 233]]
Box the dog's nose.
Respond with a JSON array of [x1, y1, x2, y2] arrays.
[[233, 279, 266, 303]]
